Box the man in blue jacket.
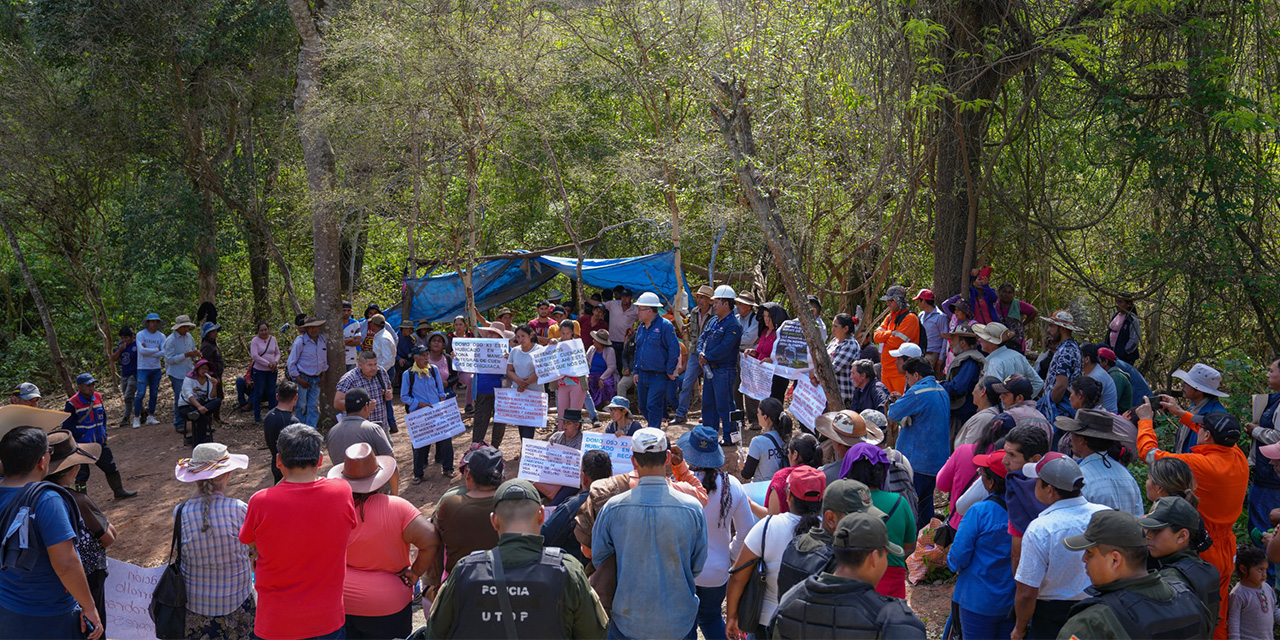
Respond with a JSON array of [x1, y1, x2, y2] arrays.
[[698, 286, 743, 446], [402, 344, 454, 481], [631, 292, 680, 429], [887, 357, 951, 530]]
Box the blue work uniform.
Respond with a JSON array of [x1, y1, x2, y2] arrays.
[[699, 312, 742, 444], [632, 315, 680, 429]]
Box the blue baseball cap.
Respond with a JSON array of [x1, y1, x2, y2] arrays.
[[145, 313, 161, 322], [76, 373, 97, 386]]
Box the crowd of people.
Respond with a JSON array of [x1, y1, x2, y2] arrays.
[[2, 269, 1280, 640]]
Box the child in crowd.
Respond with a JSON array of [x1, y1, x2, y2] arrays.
[[111, 326, 137, 428], [1229, 545, 1280, 639], [603, 396, 642, 436]]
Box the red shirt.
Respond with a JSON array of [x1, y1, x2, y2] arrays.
[[240, 478, 356, 640]]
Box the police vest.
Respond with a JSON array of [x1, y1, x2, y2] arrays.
[[1159, 556, 1221, 629], [773, 577, 918, 640], [68, 392, 106, 441], [449, 546, 568, 639], [776, 534, 834, 600], [1069, 578, 1205, 640]]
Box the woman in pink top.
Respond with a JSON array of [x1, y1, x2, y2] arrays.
[[248, 322, 279, 422], [551, 319, 589, 430], [330, 443, 439, 639], [748, 303, 791, 401]]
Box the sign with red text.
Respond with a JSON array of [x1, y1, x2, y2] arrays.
[[789, 377, 827, 431]]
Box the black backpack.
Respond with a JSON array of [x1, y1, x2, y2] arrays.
[[898, 310, 926, 353]]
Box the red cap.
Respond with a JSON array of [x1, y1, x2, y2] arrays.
[[1097, 347, 1116, 362], [972, 449, 1008, 478], [977, 266, 994, 279], [913, 289, 935, 302], [787, 466, 827, 502]]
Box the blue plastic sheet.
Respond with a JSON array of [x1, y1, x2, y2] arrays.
[[384, 251, 688, 326]]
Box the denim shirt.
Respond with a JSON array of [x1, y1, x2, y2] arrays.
[[698, 312, 742, 369], [633, 316, 680, 375], [592, 475, 707, 639], [887, 376, 951, 475]]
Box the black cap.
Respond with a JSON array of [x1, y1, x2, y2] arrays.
[[493, 479, 542, 507], [461, 446, 504, 486], [1194, 411, 1241, 445], [344, 388, 371, 413], [410, 344, 429, 356], [993, 374, 1033, 399], [1063, 510, 1147, 550], [1139, 496, 1203, 533]]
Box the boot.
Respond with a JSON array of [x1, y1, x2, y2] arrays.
[[106, 472, 138, 499]]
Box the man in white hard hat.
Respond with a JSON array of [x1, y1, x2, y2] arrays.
[[631, 292, 681, 429], [698, 285, 743, 444], [673, 285, 716, 425]]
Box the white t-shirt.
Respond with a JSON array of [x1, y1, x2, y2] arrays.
[[697, 473, 759, 588], [1086, 364, 1119, 413], [747, 431, 787, 482], [743, 512, 803, 625], [343, 320, 365, 366], [509, 346, 540, 379]]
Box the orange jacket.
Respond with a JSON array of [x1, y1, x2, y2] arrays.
[[1137, 418, 1248, 530]]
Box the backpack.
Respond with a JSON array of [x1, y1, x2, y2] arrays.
[[405, 364, 439, 401], [897, 310, 926, 353]]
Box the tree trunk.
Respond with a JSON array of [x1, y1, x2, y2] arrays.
[[286, 0, 345, 430], [0, 208, 74, 395], [711, 77, 844, 411], [194, 187, 218, 305], [247, 225, 271, 326]]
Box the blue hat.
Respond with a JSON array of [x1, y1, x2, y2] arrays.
[[677, 425, 725, 469], [604, 396, 630, 412], [145, 312, 161, 322], [75, 373, 96, 386], [201, 321, 221, 338]]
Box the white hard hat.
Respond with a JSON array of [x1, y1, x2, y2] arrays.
[[712, 285, 737, 300], [634, 292, 664, 308]]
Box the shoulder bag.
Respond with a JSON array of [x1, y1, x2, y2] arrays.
[[150, 503, 187, 639], [730, 515, 771, 632]]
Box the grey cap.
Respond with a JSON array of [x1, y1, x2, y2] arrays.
[[493, 479, 542, 507], [11, 382, 41, 400], [1023, 452, 1084, 492], [880, 285, 907, 302]]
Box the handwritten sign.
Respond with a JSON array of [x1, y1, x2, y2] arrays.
[[104, 557, 165, 640], [518, 438, 583, 487], [789, 376, 827, 431], [495, 387, 550, 428], [534, 339, 590, 384], [738, 353, 775, 401], [453, 338, 510, 374], [770, 319, 811, 380], [406, 401, 467, 448], [582, 431, 634, 475]]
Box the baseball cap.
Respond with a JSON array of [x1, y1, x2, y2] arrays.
[[1097, 347, 1117, 363], [1139, 496, 1203, 533], [787, 466, 827, 502], [1063, 509, 1147, 550], [1260, 441, 1280, 460], [993, 374, 1033, 399], [832, 512, 904, 555], [822, 479, 885, 518], [494, 479, 543, 507], [11, 382, 41, 400], [912, 289, 934, 302], [344, 388, 372, 413], [1192, 411, 1241, 445], [75, 373, 97, 386], [1022, 452, 1084, 491], [972, 449, 1008, 478], [879, 285, 907, 302], [630, 427, 669, 453], [461, 446, 504, 484], [889, 342, 922, 358]]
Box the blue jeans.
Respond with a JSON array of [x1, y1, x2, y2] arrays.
[[134, 368, 162, 416], [1249, 484, 1280, 584], [635, 371, 669, 429], [675, 365, 701, 419], [959, 606, 1014, 640], [913, 472, 937, 529], [692, 583, 727, 640], [169, 375, 186, 430], [0, 604, 85, 638], [384, 399, 398, 430], [252, 369, 278, 422], [702, 367, 737, 444], [296, 374, 321, 426]]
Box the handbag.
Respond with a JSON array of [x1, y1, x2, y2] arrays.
[[731, 515, 771, 632], [150, 504, 187, 639]]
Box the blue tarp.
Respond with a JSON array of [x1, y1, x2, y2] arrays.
[[384, 251, 688, 326]]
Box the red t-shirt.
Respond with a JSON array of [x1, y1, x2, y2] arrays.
[[240, 478, 356, 640]]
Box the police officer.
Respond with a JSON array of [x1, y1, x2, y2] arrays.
[[61, 373, 137, 498], [1138, 496, 1220, 632], [630, 292, 680, 429], [426, 478, 607, 639], [776, 479, 886, 598], [698, 285, 742, 445], [1058, 509, 1207, 639], [773, 511, 927, 639]]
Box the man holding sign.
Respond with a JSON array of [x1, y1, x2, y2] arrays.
[[402, 344, 456, 482], [631, 292, 680, 430], [699, 285, 743, 445]]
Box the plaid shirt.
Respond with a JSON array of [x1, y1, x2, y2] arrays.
[[179, 494, 253, 616], [827, 338, 860, 408], [336, 367, 392, 426]]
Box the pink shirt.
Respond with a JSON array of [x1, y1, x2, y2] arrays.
[[250, 335, 279, 372], [755, 330, 777, 362], [936, 444, 980, 528], [343, 494, 422, 616]]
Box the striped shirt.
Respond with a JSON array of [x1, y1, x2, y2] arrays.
[[179, 494, 254, 617]]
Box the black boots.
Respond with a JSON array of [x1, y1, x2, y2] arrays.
[[106, 472, 138, 499]]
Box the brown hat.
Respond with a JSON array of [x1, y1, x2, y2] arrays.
[[1054, 408, 1120, 441], [45, 430, 101, 477], [734, 291, 758, 306], [815, 410, 883, 447], [694, 285, 715, 299], [301, 316, 326, 328], [328, 442, 397, 494], [479, 321, 515, 340], [0, 405, 70, 442], [591, 329, 611, 345]]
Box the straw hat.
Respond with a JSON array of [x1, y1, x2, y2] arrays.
[[0, 405, 71, 442], [171, 315, 196, 331], [815, 410, 884, 447], [591, 329, 612, 345], [479, 322, 515, 340], [328, 442, 397, 494], [301, 316, 326, 328], [971, 322, 1013, 344], [175, 442, 250, 482], [1040, 310, 1083, 333], [46, 430, 101, 477]]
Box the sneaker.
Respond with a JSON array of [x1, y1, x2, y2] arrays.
[[145, 416, 160, 425], [131, 417, 141, 429], [672, 415, 687, 425]]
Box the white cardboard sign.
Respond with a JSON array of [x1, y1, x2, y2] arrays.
[[789, 376, 827, 431], [582, 431, 634, 475], [738, 353, 775, 400], [518, 438, 583, 487], [533, 339, 590, 384], [494, 387, 550, 428], [771, 320, 812, 380], [405, 401, 467, 448], [452, 338, 510, 374], [104, 557, 165, 640]]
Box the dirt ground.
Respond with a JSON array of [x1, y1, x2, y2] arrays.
[[72, 370, 953, 637]]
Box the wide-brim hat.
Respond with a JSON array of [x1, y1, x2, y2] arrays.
[[478, 322, 515, 340], [604, 396, 631, 412], [301, 317, 326, 327], [1171, 363, 1228, 398], [941, 322, 978, 339], [677, 426, 726, 469], [46, 430, 101, 476], [201, 321, 221, 338], [0, 405, 71, 442], [171, 315, 196, 331], [328, 442, 397, 493], [694, 285, 715, 299], [971, 322, 1012, 344], [815, 410, 883, 447], [734, 291, 758, 306], [946, 299, 971, 315], [591, 329, 612, 345], [1054, 408, 1121, 441], [1040, 310, 1083, 333], [879, 285, 907, 302], [175, 442, 250, 482], [189, 358, 213, 377]]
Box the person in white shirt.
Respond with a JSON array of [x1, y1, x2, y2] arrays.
[[161, 315, 200, 432], [133, 313, 169, 428], [341, 301, 364, 373]]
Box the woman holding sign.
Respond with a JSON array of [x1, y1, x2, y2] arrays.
[[551, 319, 590, 431], [402, 345, 455, 482], [507, 324, 544, 446]]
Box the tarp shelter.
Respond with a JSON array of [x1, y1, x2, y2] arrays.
[[384, 251, 688, 326]]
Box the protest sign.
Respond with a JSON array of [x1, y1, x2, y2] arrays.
[[771, 320, 811, 380], [738, 353, 775, 401], [518, 438, 583, 487], [742, 480, 769, 506], [104, 557, 164, 640], [495, 387, 549, 428], [534, 339, 590, 384], [582, 431, 634, 474], [789, 376, 827, 431], [405, 401, 467, 448], [452, 338, 510, 374]]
